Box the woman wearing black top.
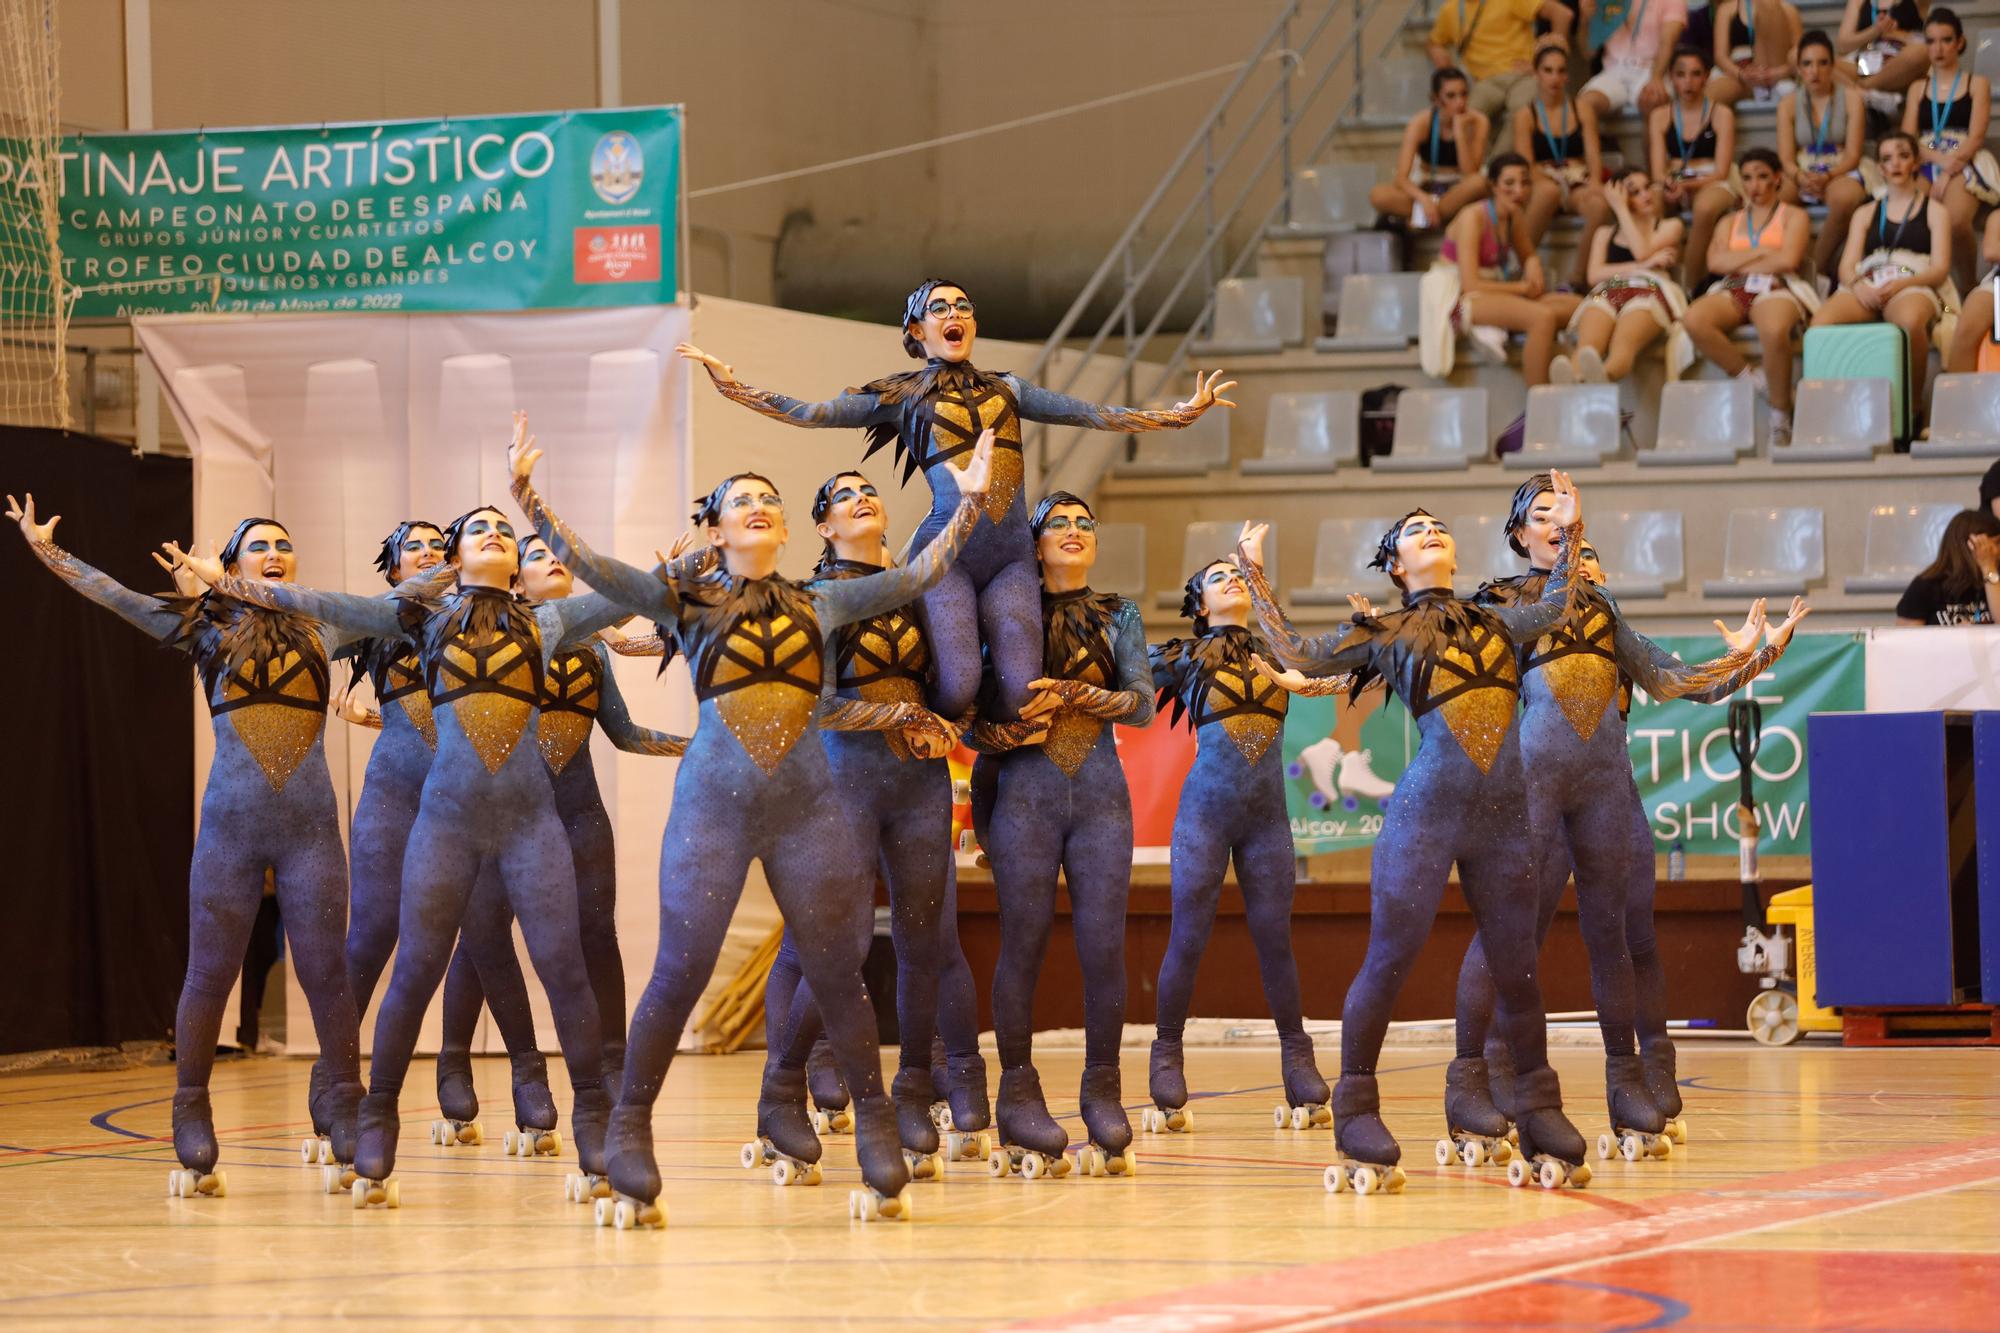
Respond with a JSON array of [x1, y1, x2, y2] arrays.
[[1838, 0, 1932, 110], [1371, 67, 1493, 230], [1514, 42, 1608, 289], [1896, 510, 2000, 625], [1900, 7, 1993, 292]]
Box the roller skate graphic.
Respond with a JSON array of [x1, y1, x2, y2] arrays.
[[1289, 737, 1345, 810], [1435, 1056, 1514, 1167], [428, 1049, 483, 1148], [1272, 1033, 1333, 1130], [806, 1035, 853, 1135], [940, 1053, 994, 1160], [1337, 749, 1396, 804], [1596, 1054, 1672, 1161], [595, 1104, 665, 1230], [167, 1089, 229, 1200], [1642, 1037, 1688, 1144], [846, 1095, 915, 1222], [893, 1066, 945, 1182], [501, 1052, 562, 1158], [987, 1065, 1073, 1180], [1072, 1064, 1138, 1177], [739, 1065, 824, 1186], [1506, 1069, 1592, 1190], [562, 1085, 614, 1204], [1322, 1075, 1406, 1195], [1140, 1037, 1192, 1133]]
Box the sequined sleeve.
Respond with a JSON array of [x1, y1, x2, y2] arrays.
[[213, 575, 406, 647], [542, 591, 631, 654], [966, 716, 1044, 754], [706, 368, 891, 430], [1057, 601, 1156, 724], [589, 642, 687, 756], [608, 631, 669, 657], [1010, 377, 1204, 432], [1486, 520, 1582, 645], [811, 496, 980, 631], [1614, 621, 1783, 704], [512, 475, 678, 624], [23, 538, 182, 642], [1235, 537, 1370, 674]]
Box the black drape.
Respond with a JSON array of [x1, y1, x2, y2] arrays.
[[1, 427, 194, 1054]]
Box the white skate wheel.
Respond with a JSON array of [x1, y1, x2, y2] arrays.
[[1506, 1157, 1529, 1188], [384, 1179, 398, 1209], [891, 1188, 912, 1221], [1291, 1105, 1309, 1131], [1180, 1108, 1195, 1132], [503, 1131, 517, 1155], [323, 1165, 339, 1194], [987, 1150, 1009, 1178], [810, 1110, 829, 1135], [1116, 1147, 1137, 1176], [1272, 1105, 1287, 1128], [1620, 1134, 1641, 1162], [595, 1196, 612, 1227], [301, 1138, 316, 1163], [1021, 1151, 1046, 1180], [352, 1179, 368, 1209], [1461, 1139, 1484, 1168], [1141, 1108, 1157, 1133], [1435, 1139, 1453, 1166], [1538, 1160, 1563, 1190], [1596, 1133, 1614, 1160], [773, 1158, 797, 1187], [166, 1169, 180, 1197], [546, 1131, 562, 1157], [1352, 1165, 1379, 1196], [739, 1141, 760, 1170], [614, 1199, 634, 1229], [1323, 1163, 1346, 1193]]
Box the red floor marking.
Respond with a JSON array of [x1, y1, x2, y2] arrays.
[[1376, 1250, 2000, 1330], [1007, 1138, 2000, 1332]]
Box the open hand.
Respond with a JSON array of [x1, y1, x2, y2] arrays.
[[161, 539, 225, 587], [508, 409, 542, 483], [6, 492, 57, 544], [1177, 368, 1239, 416], [1250, 652, 1314, 693], [675, 342, 738, 386], [1544, 469, 1583, 528], [1767, 596, 1810, 648], [1236, 520, 1269, 574], [1346, 592, 1379, 619], [1969, 533, 2000, 577], [1020, 677, 1079, 720], [957, 427, 996, 499], [151, 547, 205, 597], [1715, 598, 1768, 653]]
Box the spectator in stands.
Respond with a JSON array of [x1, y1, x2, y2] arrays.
[[1710, 0, 1802, 103], [1430, 151, 1582, 388], [1515, 42, 1609, 289], [1650, 47, 1739, 287], [1895, 508, 2000, 624], [1579, 0, 1688, 120], [1981, 459, 2000, 520], [1944, 208, 2000, 371], [1426, 0, 1578, 122], [1554, 167, 1687, 382], [1680, 148, 1818, 447], [1778, 31, 1870, 284], [1813, 132, 1955, 419], [1371, 67, 1494, 229], [1837, 0, 1934, 113], [1901, 7, 1993, 294]]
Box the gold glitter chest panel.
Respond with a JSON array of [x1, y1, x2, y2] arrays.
[[1041, 639, 1116, 780], [213, 648, 329, 792], [1411, 623, 1521, 775], [837, 606, 929, 761], [698, 609, 823, 774], [1529, 606, 1619, 741], [929, 381, 1022, 524], [379, 648, 437, 749], [1199, 659, 1288, 767], [430, 624, 543, 776], [538, 646, 602, 775]]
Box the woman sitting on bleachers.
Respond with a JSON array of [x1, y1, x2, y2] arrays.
[[1680, 148, 1819, 448], [1777, 31, 1871, 283], [1514, 41, 1608, 290], [1370, 67, 1493, 231], [1710, 0, 1802, 104], [1812, 131, 1956, 415], [1901, 6, 1993, 293], [1555, 167, 1689, 382], [1945, 208, 2000, 371], [1650, 46, 1740, 288], [1837, 0, 1934, 113], [1895, 508, 2000, 624]]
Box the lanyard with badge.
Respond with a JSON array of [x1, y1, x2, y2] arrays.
[[1926, 70, 1963, 150], [1742, 203, 1779, 291], [1672, 96, 1711, 171], [1536, 99, 1572, 161]]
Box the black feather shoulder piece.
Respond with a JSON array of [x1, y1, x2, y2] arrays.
[[160, 590, 327, 700], [854, 359, 1013, 484], [678, 573, 821, 678], [1476, 568, 1609, 620], [417, 584, 545, 681], [1332, 589, 1492, 703], [1042, 587, 1125, 679], [1153, 624, 1265, 732]]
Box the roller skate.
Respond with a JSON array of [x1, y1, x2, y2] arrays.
[[166, 1088, 228, 1200], [428, 1049, 483, 1147], [987, 1064, 1072, 1180], [1273, 1031, 1332, 1129], [595, 1102, 665, 1230], [1072, 1063, 1137, 1177], [314, 1074, 364, 1194], [942, 1053, 993, 1160], [1506, 1067, 1592, 1190], [562, 1082, 614, 1203], [1435, 1056, 1514, 1168], [501, 1051, 562, 1158], [893, 1066, 945, 1181], [806, 1035, 852, 1135], [348, 1088, 401, 1209], [927, 1035, 954, 1132], [299, 1058, 334, 1166], [1642, 1037, 1687, 1144], [1322, 1074, 1406, 1195], [1596, 1054, 1672, 1162], [739, 1065, 824, 1187], [847, 1092, 915, 1222], [1141, 1036, 1192, 1133]]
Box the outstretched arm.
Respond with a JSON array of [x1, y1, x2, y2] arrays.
[[810, 432, 993, 631], [511, 487, 675, 626], [10, 494, 182, 642], [1486, 472, 1585, 644], [590, 643, 686, 756], [209, 573, 405, 643], [1619, 596, 1806, 702], [1010, 368, 1236, 431], [1235, 522, 1368, 672], [678, 343, 891, 430]]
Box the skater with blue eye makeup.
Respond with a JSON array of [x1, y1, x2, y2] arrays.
[[509, 421, 992, 1228], [968, 492, 1155, 1181], [1143, 558, 1328, 1137], [9, 497, 364, 1201]]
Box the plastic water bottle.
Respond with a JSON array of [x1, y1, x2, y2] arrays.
[[1668, 838, 1686, 882]]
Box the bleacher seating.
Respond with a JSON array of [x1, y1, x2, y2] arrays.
[[1588, 509, 1686, 600], [1316, 273, 1421, 352], [1159, 519, 1274, 607], [1779, 379, 1894, 463], [1113, 399, 1231, 477], [1504, 384, 1622, 470], [1293, 514, 1399, 605], [1242, 389, 1361, 474], [1192, 276, 1304, 357], [1640, 379, 1755, 467], [1275, 164, 1376, 235], [1093, 522, 1149, 605], [1916, 375, 2000, 458], [1977, 26, 2000, 83], [1374, 387, 1485, 472], [1844, 504, 1957, 594], [1703, 507, 1826, 598], [1361, 48, 1432, 123]]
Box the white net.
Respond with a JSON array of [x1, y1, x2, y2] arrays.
[[0, 0, 69, 431]]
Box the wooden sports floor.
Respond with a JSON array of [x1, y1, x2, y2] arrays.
[[3, 1041, 1997, 1331]]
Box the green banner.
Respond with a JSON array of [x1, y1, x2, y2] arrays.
[[1278, 632, 1866, 857], [3, 107, 681, 317]]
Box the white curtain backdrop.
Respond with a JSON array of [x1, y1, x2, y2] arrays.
[[136, 307, 693, 1057]]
